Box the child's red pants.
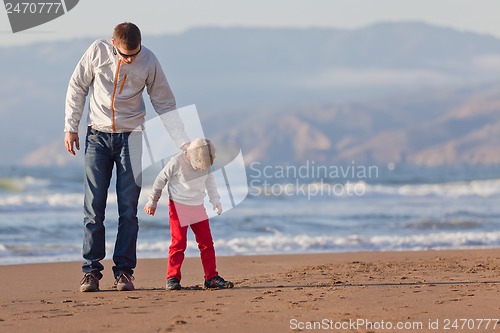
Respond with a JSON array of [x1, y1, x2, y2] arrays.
[[166, 199, 218, 281]]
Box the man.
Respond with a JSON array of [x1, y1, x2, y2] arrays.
[[64, 22, 189, 292]]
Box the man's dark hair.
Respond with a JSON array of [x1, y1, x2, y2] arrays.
[[113, 22, 141, 49]]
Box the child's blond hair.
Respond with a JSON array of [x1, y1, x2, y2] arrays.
[[186, 138, 215, 170]]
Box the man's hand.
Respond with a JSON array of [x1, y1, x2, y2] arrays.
[[213, 203, 223, 215], [65, 132, 80, 156]]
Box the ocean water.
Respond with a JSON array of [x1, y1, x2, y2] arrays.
[[1, 165, 500, 265]]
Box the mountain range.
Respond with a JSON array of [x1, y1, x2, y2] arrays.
[[1, 21, 500, 169], [214, 83, 500, 168]]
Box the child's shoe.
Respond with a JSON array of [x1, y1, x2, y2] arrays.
[[204, 275, 234, 289], [166, 277, 182, 290]]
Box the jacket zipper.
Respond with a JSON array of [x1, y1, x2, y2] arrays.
[[119, 74, 127, 94], [111, 59, 122, 132]]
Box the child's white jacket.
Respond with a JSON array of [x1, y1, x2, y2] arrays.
[[148, 153, 221, 208]]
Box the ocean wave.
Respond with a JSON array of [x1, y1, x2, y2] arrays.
[[0, 176, 54, 192], [0, 193, 85, 211], [0, 178, 25, 192], [364, 178, 500, 198], [0, 242, 82, 265], [0, 187, 137, 211], [405, 219, 484, 230], [215, 231, 500, 254], [3, 231, 500, 265], [249, 178, 500, 199], [1, 176, 499, 212], [138, 231, 500, 255], [0, 184, 246, 212]]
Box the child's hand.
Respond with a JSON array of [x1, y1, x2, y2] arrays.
[[144, 204, 156, 216], [213, 203, 223, 215]]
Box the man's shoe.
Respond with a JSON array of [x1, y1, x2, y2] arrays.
[[204, 275, 234, 289], [80, 272, 99, 292], [166, 277, 182, 290], [114, 272, 135, 291]]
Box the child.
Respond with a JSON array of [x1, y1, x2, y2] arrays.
[[144, 138, 234, 290]]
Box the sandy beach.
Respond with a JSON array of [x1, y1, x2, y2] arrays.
[[1, 249, 500, 333]]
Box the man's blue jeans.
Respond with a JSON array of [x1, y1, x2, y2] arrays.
[[83, 127, 142, 279]]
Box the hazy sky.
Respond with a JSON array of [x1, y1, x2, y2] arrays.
[[1, 0, 499, 45]]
